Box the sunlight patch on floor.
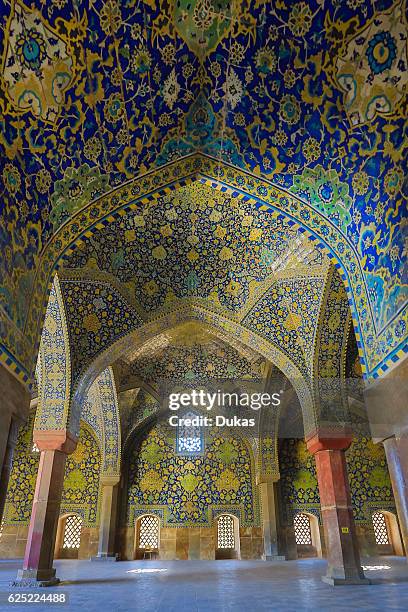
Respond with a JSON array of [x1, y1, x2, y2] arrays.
[[126, 568, 168, 574]]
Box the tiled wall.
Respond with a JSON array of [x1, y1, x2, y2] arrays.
[[0, 525, 29, 559], [119, 526, 263, 560], [0, 525, 99, 560]]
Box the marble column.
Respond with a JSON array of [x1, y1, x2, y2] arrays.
[[382, 436, 408, 557], [258, 475, 285, 560], [307, 432, 369, 585], [92, 476, 120, 561], [14, 431, 77, 587]]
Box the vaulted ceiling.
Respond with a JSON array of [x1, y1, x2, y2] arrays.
[[60, 182, 324, 315], [56, 182, 330, 385], [115, 320, 266, 392], [0, 0, 406, 386]]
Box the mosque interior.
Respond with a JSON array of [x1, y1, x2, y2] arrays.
[[0, 0, 407, 607]]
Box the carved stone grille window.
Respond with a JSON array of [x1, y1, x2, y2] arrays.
[[294, 513, 312, 545], [372, 511, 389, 545], [62, 515, 82, 550], [139, 515, 159, 549], [177, 411, 203, 454], [217, 515, 235, 549]]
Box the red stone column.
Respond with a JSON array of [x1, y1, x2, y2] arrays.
[[307, 432, 369, 585], [14, 431, 77, 587]]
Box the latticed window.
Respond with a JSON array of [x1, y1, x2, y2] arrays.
[[177, 411, 203, 454], [372, 511, 390, 545], [62, 515, 82, 550], [217, 515, 235, 549], [294, 513, 312, 545], [138, 515, 159, 549]]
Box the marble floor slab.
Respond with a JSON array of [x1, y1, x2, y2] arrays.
[[0, 557, 407, 612]]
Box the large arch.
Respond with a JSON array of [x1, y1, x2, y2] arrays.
[[4, 156, 405, 389], [71, 305, 316, 436]]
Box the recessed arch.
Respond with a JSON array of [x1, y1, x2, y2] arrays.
[[293, 511, 322, 558], [134, 513, 160, 560], [216, 513, 241, 559], [71, 305, 315, 436], [372, 510, 404, 556], [54, 513, 83, 560], [16, 156, 404, 392]]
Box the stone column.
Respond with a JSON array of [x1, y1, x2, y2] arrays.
[[0, 415, 21, 524], [14, 431, 77, 587], [0, 365, 30, 523], [258, 475, 285, 560], [307, 432, 369, 585], [92, 476, 120, 561], [382, 436, 408, 557]]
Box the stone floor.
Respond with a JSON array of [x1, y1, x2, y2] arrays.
[[0, 557, 407, 612]]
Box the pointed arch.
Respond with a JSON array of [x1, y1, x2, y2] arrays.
[[35, 274, 72, 433], [72, 305, 316, 436]]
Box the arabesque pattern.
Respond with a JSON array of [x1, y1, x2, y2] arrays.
[[0, 0, 405, 386]]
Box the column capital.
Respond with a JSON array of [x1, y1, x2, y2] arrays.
[[306, 428, 354, 455], [257, 473, 280, 485], [100, 475, 120, 487], [33, 430, 77, 454]]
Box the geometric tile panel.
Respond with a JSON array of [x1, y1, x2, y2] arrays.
[[62, 514, 82, 550], [138, 515, 159, 550], [35, 276, 71, 431], [243, 276, 326, 376], [294, 513, 312, 545], [81, 367, 121, 477], [217, 514, 235, 549], [127, 423, 259, 527], [372, 511, 390, 545]]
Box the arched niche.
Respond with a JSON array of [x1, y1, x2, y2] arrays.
[[215, 513, 241, 560], [372, 510, 404, 557], [54, 513, 83, 560], [293, 511, 322, 558], [134, 514, 160, 560], [72, 308, 315, 438]]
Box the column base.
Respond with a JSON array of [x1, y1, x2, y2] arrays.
[[13, 569, 60, 588], [322, 575, 371, 586], [90, 554, 118, 562]]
